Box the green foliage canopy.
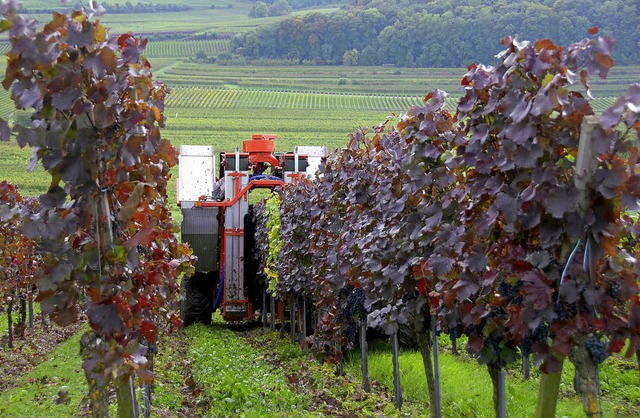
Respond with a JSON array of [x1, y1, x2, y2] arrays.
[[234, 0, 640, 67]]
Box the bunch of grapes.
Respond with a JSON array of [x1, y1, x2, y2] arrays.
[[346, 287, 367, 319], [345, 319, 358, 343], [498, 281, 522, 301], [521, 324, 549, 356], [554, 301, 578, 320], [586, 335, 609, 364], [606, 281, 622, 302]]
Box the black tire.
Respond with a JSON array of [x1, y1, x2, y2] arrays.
[[181, 272, 216, 326]]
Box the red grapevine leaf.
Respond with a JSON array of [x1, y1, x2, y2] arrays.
[[140, 321, 157, 343], [521, 270, 553, 310], [117, 32, 133, 48], [534, 39, 559, 52]]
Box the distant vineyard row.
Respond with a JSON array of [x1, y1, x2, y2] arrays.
[[0, 39, 232, 59], [0, 85, 618, 119], [144, 39, 231, 57], [164, 87, 617, 114], [165, 87, 458, 112]]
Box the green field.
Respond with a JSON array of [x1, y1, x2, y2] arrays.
[[1, 62, 637, 201]]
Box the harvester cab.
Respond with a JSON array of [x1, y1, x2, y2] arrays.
[[177, 134, 326, 325]]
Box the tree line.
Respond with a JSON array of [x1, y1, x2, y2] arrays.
[[234, 0, 640, 67]]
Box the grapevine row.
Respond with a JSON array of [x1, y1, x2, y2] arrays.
[[144, 39, 232, 57], [255, 34, 640, 417]]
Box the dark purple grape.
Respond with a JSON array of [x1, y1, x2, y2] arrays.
[[586, 336, 608, 365]]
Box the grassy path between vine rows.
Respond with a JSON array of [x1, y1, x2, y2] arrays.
[[180, 323, 418, 417], [1, 315, 638, 417], [345, 338, 640, 418]]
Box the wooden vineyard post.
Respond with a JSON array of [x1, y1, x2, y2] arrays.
[[270, 292, 275, 330], [40, 308, 47, 329], [81, 331, 110, 418], [97, 186, 137, 418], [142, 339, 157, 418], [572, 115, 602, 417], [28, 290, 33, 329], [18, 294, 26, 338], [360, 318, 370, 392], [300, 298, 306, 344], [488, 362, 507, 418], [7, 296, 13, 348], [417, 327, 439, 418], [536, 360, 564, 418], [290, 300, 297, 344], [522, 352, 531, 380], [262, 288, 267, 327], [335, 344, 344, 376], [391, 331, 402, 410], [431, 319, 442, 418], [117, 375, 140, 418]]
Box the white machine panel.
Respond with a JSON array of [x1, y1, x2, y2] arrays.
[[297, 146, 328, 177], [178, 145, 216, 202]]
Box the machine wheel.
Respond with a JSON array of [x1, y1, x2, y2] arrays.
[[181, 272, 216, 326]]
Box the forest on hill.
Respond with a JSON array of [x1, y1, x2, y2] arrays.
[[235, 0, 640, 67]]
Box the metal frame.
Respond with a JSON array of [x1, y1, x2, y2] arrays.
[[178, 135, 318, 322]]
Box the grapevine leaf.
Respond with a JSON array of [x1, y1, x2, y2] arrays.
[[496, 192, 517, 224], [52, 86, 83, 110], [68, 20, 95, 47], [93, 103, 115, 128], [502, 120, 537, 145], [600, 97, 625, 129], [13, 79, 42, 109], [543, 187, 577, 218], [39, 186, 67, 209], [9, 15, 37, 37], [61, 156, 90, 184], [87, 303, 125, 335], [531, 91, 555, 116], [521, 270, 553, 310]]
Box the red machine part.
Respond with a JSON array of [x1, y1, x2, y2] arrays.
[[242, 134, 279, 168]]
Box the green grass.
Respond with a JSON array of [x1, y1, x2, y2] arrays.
[[346, 338, 639, 418], [185, 321, 310, 417], [0, 330, 87, 417]]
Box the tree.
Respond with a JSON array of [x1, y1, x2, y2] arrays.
[[269, 0, 292, 16], [342, 48, 359, 66], [249, 1, 269, 18]]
